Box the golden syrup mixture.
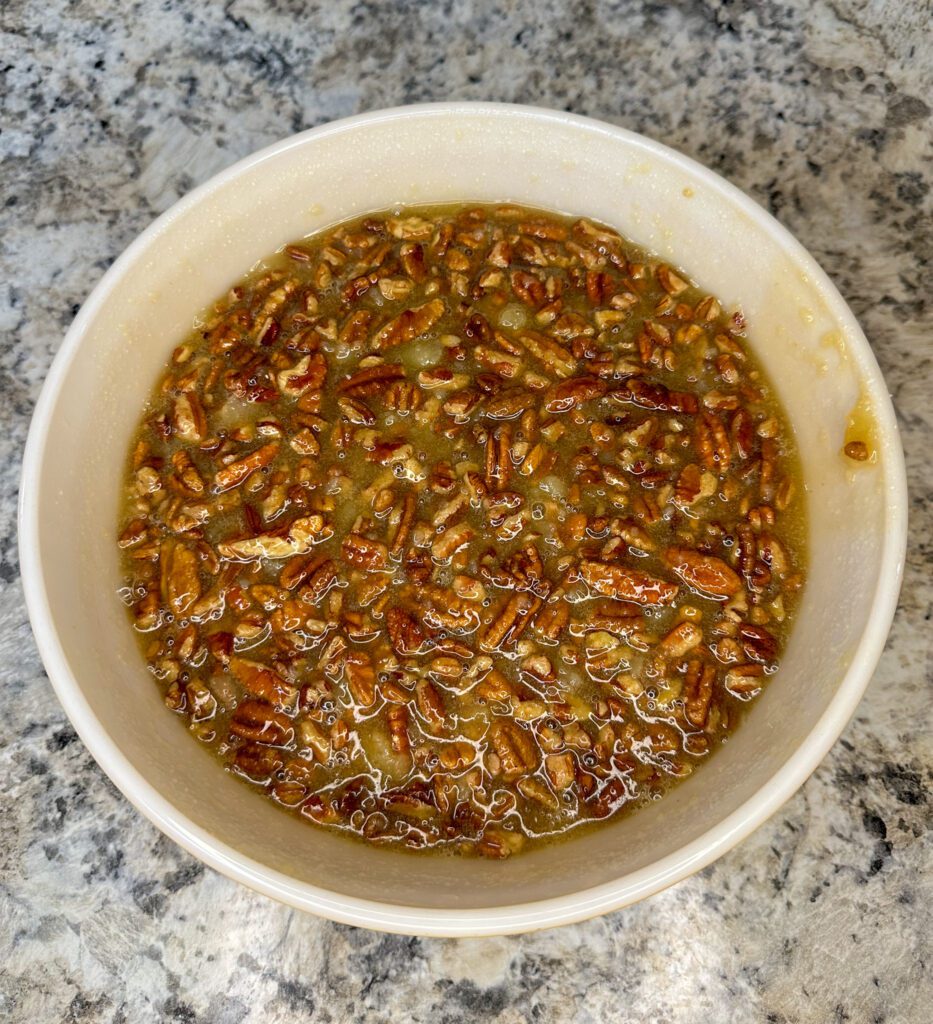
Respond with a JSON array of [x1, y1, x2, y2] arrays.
[[118, 204, 806, 857]]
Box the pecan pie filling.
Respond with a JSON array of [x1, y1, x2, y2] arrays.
[[119, 204, 806, 857]]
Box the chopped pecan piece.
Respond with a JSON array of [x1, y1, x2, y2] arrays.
[[532, 600, 569, 643], [416, 680, 448, 734], [586, 599, 644, 637], [298, 558, 339, 605], [518, 776, 559, 810], [511, 270, 547, 307], [342, 534, 389, 571], [484, 425, 512, 490], [337, 395, 376, 425], [484, 388, 530, 421], [389, 491, 416, 559], [738, 623, 778, 664], [696, 411, 731, 472], [658, 620, 703, 658], [546, 752, 576, 791], [422, 587, 482, 634], [443, 388, 485, 419], [725, 663, 766, 696], [215, 442, 279, 492], [386, 705, 411, 754], [432, 523, 475, 563], [171, 450, 205, 495], [172, 393, 206, 441], [399, 242, 426, 281]]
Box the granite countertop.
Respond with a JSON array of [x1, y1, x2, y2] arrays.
[[2, 1, 931, 1020]]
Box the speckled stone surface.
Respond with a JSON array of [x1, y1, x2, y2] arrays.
[[1, 1, 931, 1020]]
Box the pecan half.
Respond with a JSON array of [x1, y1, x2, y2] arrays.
[[516, 331, 577, 378], [663, 547, 742, 600], [684, 660, 716, 728], [229, 656, 296, 705], [372, 298, 445, 351], [233, 743, 284, 782], [342, 534, 389, 572], [611, 379, 698, 414], [160, 540, 201, 616], [218, 515, 331, 561], [488, 719, 538, 780], [337, 363, 405, 396], [345, 651, 377, 706], [544, 375, 607, 414], [386, 607, 430, 656], [578, 561, 678, 606], [480, 592, 542, 652]]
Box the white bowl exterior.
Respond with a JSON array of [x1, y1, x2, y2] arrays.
[[20, 104, 906, 935]]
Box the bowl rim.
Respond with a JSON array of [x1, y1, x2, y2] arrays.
[[19, 101, 908, 936]]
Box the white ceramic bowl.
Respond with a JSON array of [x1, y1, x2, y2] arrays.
[[20, 103, 907, 936]]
